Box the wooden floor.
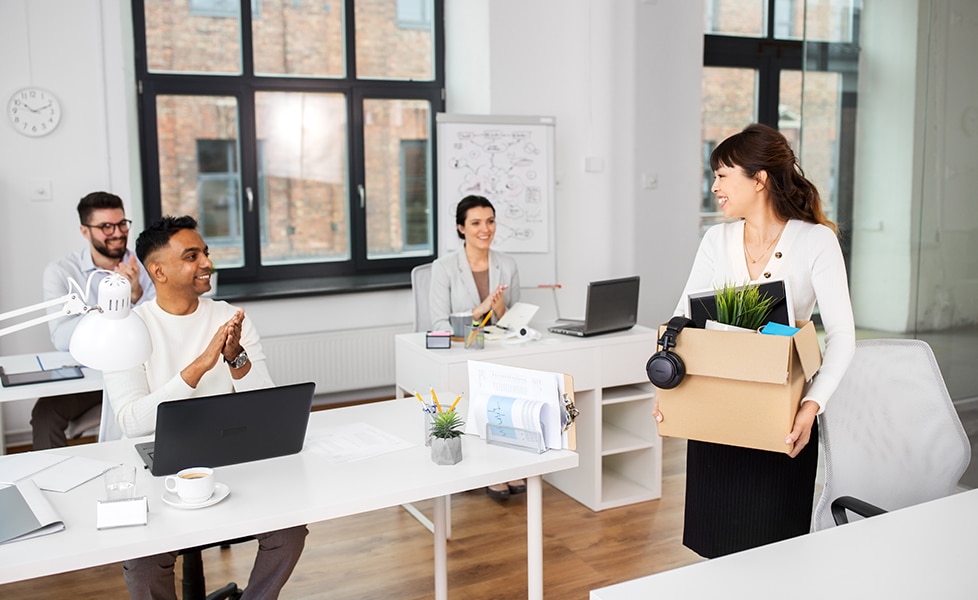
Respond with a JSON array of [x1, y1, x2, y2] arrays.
[[0, 437, 702, 599]]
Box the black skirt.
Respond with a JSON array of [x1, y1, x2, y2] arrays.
[[682, 419, 819, 558]]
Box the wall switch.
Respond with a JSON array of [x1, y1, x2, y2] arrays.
[[584, 156, 605, 173], [30, 180, 53, 202]]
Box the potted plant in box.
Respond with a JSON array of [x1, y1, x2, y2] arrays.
[[430, 410, 465, 465], [707, 281, 776, 332]]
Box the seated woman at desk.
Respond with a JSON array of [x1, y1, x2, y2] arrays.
[[429, 194, 520, 331], [429, 194, 524, 500]]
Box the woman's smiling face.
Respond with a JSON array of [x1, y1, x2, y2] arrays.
[[711, 163, 762, 219], [457, 205, 496, 250]]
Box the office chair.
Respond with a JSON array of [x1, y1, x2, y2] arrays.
[[411, 263, 433, 332], [99, 391, 249, 599], [812, 339, 971, 530]]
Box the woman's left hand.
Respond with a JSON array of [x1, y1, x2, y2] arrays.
[[785, 400, 819, 458]]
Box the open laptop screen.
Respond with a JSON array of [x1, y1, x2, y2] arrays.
[[136, 382, 315, 476]]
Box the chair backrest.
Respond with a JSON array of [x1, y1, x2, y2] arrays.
[[97, 388, 124, 442], [812, 339, 971, 531], [411, 263, 433, 333]]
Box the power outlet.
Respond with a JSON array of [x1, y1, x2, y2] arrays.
[[30, 180, 53, 202]]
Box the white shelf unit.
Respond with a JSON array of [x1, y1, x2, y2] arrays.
[[394, 326, 662, 512], [544, 381, 662, 512]]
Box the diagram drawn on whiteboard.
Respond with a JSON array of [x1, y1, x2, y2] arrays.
[[441, 124, 551, 254]]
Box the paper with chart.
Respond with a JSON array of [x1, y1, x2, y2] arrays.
[[465, 360, 565, 450]]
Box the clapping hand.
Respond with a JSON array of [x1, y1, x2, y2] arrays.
[[115, 255, 144, 303]]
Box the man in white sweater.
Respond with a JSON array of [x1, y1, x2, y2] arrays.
[[103, 215, 306, 600]]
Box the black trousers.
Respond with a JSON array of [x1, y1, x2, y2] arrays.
[[30, 390, 102, 450], [682, 419, 819, 558]]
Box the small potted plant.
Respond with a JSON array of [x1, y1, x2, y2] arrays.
[[430, 411, 465, 465], [707, 281, 776, 332]]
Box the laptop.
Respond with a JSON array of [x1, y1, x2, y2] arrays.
[[548, 276, 641, 337], [135, 381, 316, 476]]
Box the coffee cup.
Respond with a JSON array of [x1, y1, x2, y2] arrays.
[[449, 312, 471, 339], [164, 467, 215, 504]]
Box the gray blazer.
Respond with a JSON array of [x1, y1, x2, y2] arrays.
[[428, 245, 521, 331]]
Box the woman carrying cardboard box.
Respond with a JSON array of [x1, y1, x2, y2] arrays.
[[653, 123, 855, 558]]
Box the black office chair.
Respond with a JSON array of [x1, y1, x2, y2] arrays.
[[179, 537, 255, 600]]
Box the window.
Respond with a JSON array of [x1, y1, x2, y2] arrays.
[[701, 0, 861, 252], [134, 0, 444, 285]]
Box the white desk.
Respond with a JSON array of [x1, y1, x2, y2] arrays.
[[395, 326, 661, 510], [590, 489, 978, 599], [0, 397, 577, 600], [0, 353, 102, 453]]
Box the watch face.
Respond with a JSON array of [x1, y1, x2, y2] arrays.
[[8, 87, 62, 137]]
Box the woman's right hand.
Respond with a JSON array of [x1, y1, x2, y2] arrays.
[[474, 284, 508, 321], [652, 397, 663, 423]]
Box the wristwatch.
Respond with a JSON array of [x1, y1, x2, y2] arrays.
[[224, 350, 249, 369]]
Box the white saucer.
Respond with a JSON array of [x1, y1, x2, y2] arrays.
[[162, 482, 230, 509]]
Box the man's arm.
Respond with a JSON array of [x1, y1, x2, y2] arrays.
[[104, 365, 194, 438]]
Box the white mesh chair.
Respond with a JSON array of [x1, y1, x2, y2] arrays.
[[411, 263, 433, 332], [97, 389, 123, 442], [813, 339, 971, 530]]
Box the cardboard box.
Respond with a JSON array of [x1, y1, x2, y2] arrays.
[[655, 320, 822, 453]]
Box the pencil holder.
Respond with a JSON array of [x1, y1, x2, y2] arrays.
[[465, 324, 485, 350], [424, 410, 435, 447]]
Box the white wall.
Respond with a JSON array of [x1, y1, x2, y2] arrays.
[[0, 0, 705, 442], [0, 0, 142, 436]]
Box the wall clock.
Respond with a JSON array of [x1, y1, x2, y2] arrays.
[[7, 87, 62, 137]]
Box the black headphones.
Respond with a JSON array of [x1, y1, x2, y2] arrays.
[[646, 316, 696, 390]]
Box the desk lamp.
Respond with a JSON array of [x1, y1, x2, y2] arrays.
[[0, 271, 151, 370]]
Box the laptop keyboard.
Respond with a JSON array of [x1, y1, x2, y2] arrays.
[[549, 321, 585, 334]]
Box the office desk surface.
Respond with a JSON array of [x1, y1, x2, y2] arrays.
[[0, 353, 102, 403], [590, 488, 978, 599], [0, 397, 577, 589]]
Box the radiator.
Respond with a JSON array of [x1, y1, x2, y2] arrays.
[[261, 325, 412, 394]]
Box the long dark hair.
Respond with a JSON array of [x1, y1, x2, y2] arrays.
[[710, 123, 836, 232]]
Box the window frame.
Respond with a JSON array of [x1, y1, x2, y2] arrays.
[[132, 0, 445, 286], [702, 1, 860, 266]]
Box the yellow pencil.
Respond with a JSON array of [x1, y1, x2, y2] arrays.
[[466, 310, 493, 346], [430, 387, 443, 413], [413, 391, 426, 407], [448, 394, 463, 413]]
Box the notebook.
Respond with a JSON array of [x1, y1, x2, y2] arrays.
[[548, 276, 641, 337], [135, 381, 316, 476]]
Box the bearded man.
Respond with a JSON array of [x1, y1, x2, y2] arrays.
[[33, 191, 155, 449]]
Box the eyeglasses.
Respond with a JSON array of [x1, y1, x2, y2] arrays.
[[84, 219, 132, 235]]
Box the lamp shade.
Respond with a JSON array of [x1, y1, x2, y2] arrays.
[[69, 273, 152, 371]]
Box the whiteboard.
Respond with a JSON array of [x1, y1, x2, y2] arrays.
[[435, 114, 557, 288]]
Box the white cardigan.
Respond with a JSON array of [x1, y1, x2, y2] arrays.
[[674, 219, 855, 411]]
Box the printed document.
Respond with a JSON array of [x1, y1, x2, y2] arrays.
[[465, 360, 565, 450]]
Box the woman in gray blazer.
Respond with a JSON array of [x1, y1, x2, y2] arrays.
[[428, 195, 524, 500], [428, 195, 521, 332]]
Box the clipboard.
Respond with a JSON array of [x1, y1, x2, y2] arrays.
[[561, 374, 578, 451]]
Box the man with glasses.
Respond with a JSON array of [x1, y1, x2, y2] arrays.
[[33, 191, 156, 449]]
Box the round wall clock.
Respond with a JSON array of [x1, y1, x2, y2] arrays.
[[7, 87, 62, 137]]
